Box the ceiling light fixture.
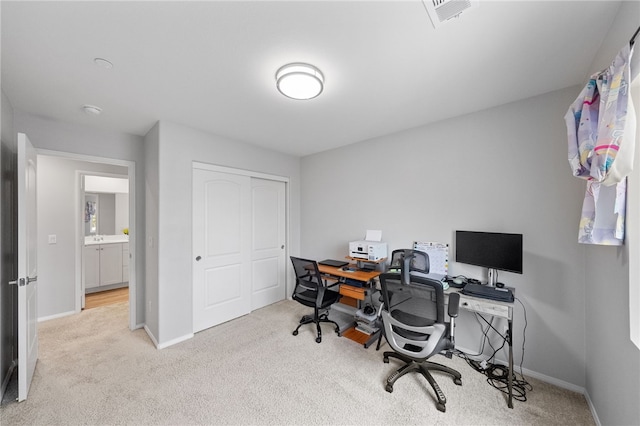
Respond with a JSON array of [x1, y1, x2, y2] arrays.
[[93, 57, 113, 69], [82, 104, 102, 115], [276, 63, 324, 100]]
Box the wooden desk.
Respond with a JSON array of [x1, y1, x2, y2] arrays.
[[317, 263, 381, 344], [317, 263, 381, 285]]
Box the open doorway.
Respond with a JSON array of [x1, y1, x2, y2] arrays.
[[81, 174, 130, 311], [35, 151, 136, 330]]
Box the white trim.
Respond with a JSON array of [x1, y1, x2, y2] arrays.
[[146, 329, 194, 350], [192, 161, 290, 183], [157, 333, 194, 349], [37, 310, 76, 322], [76, 170, 129, 312], [583, 389, 602, 426], [144, 325, 159, 348], [37, 149, 132, 167], [36, 149, 137, 332], [456, 343, 586, 394]]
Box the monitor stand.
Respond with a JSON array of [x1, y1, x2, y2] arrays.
[[487, 268, 498, 287]]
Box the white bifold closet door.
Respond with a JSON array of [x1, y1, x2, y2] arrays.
[[192, 168, 286, 333]]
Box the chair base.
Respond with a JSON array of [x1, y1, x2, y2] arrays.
[[383, 351, 462, 412], [293, 310, 340, 343]]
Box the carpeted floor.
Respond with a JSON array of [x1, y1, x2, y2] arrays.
[[1, 300, 595, 425]]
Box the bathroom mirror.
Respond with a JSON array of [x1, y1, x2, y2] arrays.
[[83, 192, 128, 236], [83, 175, 129, 237]]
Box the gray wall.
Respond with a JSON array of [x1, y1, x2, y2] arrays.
[[582, 2, 640, 425], [36, 155, 127, 319], [143, 123, 159, 340], [13, 112, 146, 326], [0, 89, 18, 397], [301, 86, 588, 387], [147, 121, 300, 346]]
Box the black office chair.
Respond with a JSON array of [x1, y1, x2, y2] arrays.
[[388, 248, 429, 279], [379, 272, 461, 412], [290, 256, 342, 343], [374, 249, 430, 350]]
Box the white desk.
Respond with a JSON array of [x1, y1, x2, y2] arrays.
[[445, 287, 515, 409]]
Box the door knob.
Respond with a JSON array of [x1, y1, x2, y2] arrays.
[[195, 256, 202, 261], [281, 245, 284, 249]]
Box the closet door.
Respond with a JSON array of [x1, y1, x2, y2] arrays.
[[193, 169, 251, 333], [250, 178, 286, 310]]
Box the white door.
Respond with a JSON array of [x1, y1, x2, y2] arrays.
[[193, 169, 251, 332], [16, 133, 38, 402], [250, 179, 286, 310]]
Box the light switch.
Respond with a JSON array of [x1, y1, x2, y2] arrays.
[[48, 234, 57, 244]]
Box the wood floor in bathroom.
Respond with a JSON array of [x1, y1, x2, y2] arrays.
[[85, 287, 128, 309]]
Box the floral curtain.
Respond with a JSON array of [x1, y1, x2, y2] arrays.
[[565, 43, 636, 245]]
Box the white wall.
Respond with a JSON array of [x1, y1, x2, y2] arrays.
[[148, 121, 300, 346], [301, 86, 588, 387], [115, 193, 129, 235], [36, 155, 128, 318], [582, 2, 640, 425], [13, 112, 146, 326], [85, 176, 129, 194]]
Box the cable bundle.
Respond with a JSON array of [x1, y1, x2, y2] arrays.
[[454, 298, 532, 402]]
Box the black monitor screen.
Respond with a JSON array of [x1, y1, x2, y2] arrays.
[[455, 231, 523, 274]]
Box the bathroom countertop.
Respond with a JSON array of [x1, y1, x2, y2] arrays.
[[84, 235, 129, 246]]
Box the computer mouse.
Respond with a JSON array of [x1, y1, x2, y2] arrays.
[[453, 277, 464, 285], [495, 282, 505, 288]]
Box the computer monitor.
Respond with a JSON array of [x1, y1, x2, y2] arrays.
[[455, 230, 523, 286]]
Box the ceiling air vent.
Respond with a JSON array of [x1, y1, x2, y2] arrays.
[[424, 0, 479, 28]]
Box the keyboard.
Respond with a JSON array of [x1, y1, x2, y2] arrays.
[[461, 283, 514, 302]]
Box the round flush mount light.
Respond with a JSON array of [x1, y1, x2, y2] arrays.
[[82, 104, 102, 115], [276, 63, 324, 100], [93, 57, 113, 69]]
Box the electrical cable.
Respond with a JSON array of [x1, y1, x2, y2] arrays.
[[454, 299, 532, 402]]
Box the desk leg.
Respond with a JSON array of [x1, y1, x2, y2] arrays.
[[508, 319, 514, 409]]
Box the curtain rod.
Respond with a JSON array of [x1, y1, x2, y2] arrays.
[[631, 26, 640, 46]]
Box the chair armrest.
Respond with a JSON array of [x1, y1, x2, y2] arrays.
[[448, 292, 460, 318]]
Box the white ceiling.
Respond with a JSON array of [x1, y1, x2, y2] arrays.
[[1, 1, 622, 157]]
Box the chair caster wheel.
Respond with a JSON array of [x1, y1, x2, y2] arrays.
[[316, 337, 322, 343], [292, 330, 298, 336], [383, 357, 389, 363], [436, 403, 446, 413], [385, 384, 393, 393], [454, 378, 462, 386]]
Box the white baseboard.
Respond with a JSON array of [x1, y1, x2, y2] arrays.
[[157, 333, 194, 349], [455, 344, 585, 393], [455, 344, 600, 425], [143, 325, 193, 349], [583, 390, 602, 426], [38, 310, 76, 322], [0, 359, 17, 400], [143, 325, 159, 348]]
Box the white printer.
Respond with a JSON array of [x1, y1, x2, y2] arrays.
[[349, 240, 388, 261]]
